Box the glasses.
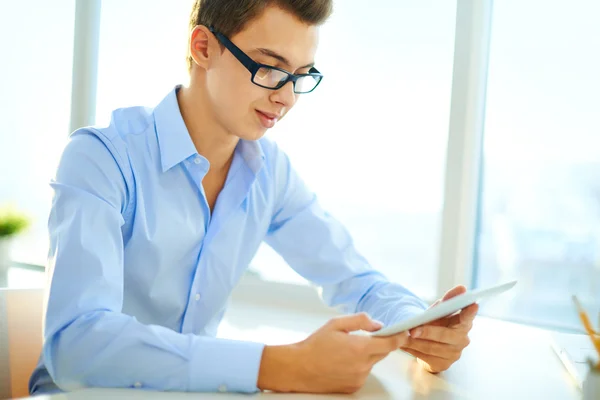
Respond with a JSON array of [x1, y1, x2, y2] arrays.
[[209, 26, 323, 94]]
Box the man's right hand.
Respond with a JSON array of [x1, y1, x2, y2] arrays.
[[257, 312, 408, 394]]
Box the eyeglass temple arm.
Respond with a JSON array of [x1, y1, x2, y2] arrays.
[[208, 26, 258, 73]]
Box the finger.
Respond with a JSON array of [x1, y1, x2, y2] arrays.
[[329, 312, 383, 333], [409, 325, 468, 346], [463, 303, 479, 318], [401, 347, 450, 364], [427, 284, 468, 315], [459, 303, 479, 325], [400, 348, 452, 373], [367, 332, 409, 355], [428, 313, 454, 327], [402, 338, 460, 360], [447, 303, 479, 329], [434, 303, 479, 328]]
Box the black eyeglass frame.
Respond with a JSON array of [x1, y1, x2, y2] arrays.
[[209, 26, 324, 94]]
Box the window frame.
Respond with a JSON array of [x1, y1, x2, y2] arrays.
[[23, 0, 494, 308]]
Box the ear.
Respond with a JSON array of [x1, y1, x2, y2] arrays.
[[189, 25, 217, 70]]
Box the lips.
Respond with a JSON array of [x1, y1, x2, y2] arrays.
[[257, 110, 280, 119], [256, 110, 280, 129]]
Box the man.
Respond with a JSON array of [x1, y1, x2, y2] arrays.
[[30, 0, 478, 395]]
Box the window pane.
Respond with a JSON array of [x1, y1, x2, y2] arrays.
[[95, 0, 192, 125], [250, 0, 457, 300], [0, 1, 75, 265], [476, 0, 600, 329]]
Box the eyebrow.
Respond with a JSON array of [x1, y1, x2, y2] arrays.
[[256, 48, 315, 70]]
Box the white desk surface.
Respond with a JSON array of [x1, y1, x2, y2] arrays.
[[21, 302, 582, 400]]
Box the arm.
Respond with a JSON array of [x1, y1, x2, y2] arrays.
[[261, 143, 477, 376], [258, 313, 408, 394], [263, 142, 428, 326], [43, 130, 263, 393]]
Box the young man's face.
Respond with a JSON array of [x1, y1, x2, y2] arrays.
[[195, 6, 320, 141]]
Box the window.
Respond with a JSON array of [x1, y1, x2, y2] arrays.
[[0, 0, 75, 266], [95, 0, 192, 124], [250, 0, 457, 300], [3, 0, 596, 331], [475, 0, 600, 329]]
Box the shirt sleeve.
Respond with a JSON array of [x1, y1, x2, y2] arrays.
[[264, 143, 428, 326], [43, 130, 264, 393]]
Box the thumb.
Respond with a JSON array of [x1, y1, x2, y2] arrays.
[[329, 312, 383, 333], [428, 285, 467, 310], [442, 285, 467, 302]]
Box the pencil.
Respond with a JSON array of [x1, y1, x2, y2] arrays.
[[572, 296, 600, 369]]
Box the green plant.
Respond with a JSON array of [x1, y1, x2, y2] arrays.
[[0, 206, 30, 238]]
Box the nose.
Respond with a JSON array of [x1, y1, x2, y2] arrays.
[[270, 80, 297, 108]]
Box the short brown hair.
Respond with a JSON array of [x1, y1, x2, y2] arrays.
[[186, 0, 333, 73]]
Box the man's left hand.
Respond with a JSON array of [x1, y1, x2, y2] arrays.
[[399, 285, 478, 373]]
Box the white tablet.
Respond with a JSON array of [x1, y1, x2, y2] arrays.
[[367, 280, 518, 337]]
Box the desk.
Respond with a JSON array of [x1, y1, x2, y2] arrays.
[[19, 301, 581, 400]]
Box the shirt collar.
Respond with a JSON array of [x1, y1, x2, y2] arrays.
[[154, 85, 266, 174], [154, 85, 197, 173], [236, 138, 266, 174]]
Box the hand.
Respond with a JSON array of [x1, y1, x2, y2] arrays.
[[258, 312, 408, 394], [400, 285, 478, 373]]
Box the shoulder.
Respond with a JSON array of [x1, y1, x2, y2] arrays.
[[63, 106, 155, 180], [93, 105, 155, 159], [54, 106, 153, 214]]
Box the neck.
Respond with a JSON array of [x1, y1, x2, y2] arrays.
[[176, 83, 238, 172]]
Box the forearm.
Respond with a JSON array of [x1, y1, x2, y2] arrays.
[[320, 269, 428, 327], [46, 310, 264, 393], [355, 280, 428, 326], [257, 344, 304, 393]]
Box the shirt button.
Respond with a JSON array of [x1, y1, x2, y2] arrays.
[[218, 384, 227, 393], [195, 293, 201, 301], [134, 382, 142, 388], [194, 157, 202, 164]]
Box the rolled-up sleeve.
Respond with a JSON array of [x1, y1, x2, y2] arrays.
[[264, 143, 428, 327], [43, 130, 264, 393]]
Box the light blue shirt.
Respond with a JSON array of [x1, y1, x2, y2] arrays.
[[30, 86, 427, 394]]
